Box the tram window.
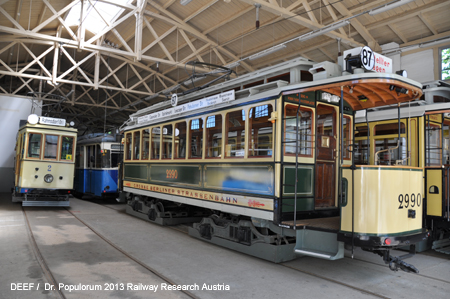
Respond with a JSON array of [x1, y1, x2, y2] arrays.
[[249, 104, 273, 157], [125, 133, 132, 160], [267, 72, 290, 83], [354, 125, 369, 165], [60, 136, 74, 161], [374, 137, 406, 165], [429, 186, 439, 194], [426, 124, 442, 166], [96, 144, 102, 168], [189, 118, 203, 158], [354, 140, 369, 165], [151, 127, 160, 159], [317, 112, 334, 137], [301, 70, 313, 82], [111, 152, 120, 168], [162, 124, 173, 159], [225, 110, 245, 157], [355, 125, 368, 137], [44, 135, 58, 159], [133, 131, 140, 160], [433, 96, 450, 103], [87, 146, 92, 168], [206, 115, 222, 158], [175, 121, 187, 159], [20, 133, 25, 159], [284, 105, 313, 157], [374, 123, 405, 135], [99, 149, 111, 168], [243, 80, 264, 89], [27, 133, 42, 158], [142, 129, 150, 160], [343, 116, 352, 160]]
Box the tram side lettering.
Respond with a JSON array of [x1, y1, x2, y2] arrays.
[[398, 193, 421, 209]]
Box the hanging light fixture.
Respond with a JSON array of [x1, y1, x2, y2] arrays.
[[248, 44, 286, 60], [298, 20, 350, 42], [255, 3, 261, 29], [368, 0, 416, 16]]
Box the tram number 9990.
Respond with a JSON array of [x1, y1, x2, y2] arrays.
[[166, 169, 178, 179], [398, 193, 421, 209]]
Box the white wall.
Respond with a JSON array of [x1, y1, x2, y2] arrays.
[[400, 49, 435, 83], [381, 42, 401, 72], [0, 95, 41, 192], [381, 42, 436, 84]]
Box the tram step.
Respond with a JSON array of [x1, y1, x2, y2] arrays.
[[432, 238, 450, 254], [294, 229, 344, 260], [22, 201, 70, 207]]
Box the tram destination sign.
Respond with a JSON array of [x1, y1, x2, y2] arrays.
[[137, 90, 235, 124], [39, 116, 66, 126]]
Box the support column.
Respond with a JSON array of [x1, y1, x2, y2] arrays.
[[134, 0, 145, 61], [52, 42, 59, 85]]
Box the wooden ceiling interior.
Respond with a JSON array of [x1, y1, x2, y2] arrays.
[[0, 0, 449, 131]]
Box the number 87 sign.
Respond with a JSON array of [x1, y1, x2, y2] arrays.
[[360, 46, 375, 71], [344, 46, 393, 74]]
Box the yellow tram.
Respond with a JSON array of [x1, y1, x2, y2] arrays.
[[12, 114, 77, 206], [120, 54, 428, 272], [354, 80, 450, 253]]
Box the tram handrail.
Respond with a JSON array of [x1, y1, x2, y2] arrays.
[[375, 141, 399, 165], [396, 152, 411, 166]]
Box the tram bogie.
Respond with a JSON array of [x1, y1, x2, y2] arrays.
[[12, 114, 77, 207], [120, 52, 429, 272]]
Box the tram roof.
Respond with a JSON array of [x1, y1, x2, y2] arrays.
[[123, 66, 423, 130], [282, 72, 423, 111], [19, 123, 78, 133]]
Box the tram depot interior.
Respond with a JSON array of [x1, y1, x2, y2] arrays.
[[1, 0, 450, 298]]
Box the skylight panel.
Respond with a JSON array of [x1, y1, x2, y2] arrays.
[[65, 0, 129, 34]]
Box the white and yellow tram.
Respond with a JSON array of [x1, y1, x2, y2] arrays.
[[354, 80, 450, 253], [12, 114, 77, 206], [120, 54, 428, 272]]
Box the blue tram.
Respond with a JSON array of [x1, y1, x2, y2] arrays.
[[74, 133, 123, 198]]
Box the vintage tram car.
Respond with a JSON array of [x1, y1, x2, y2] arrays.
[[354, 80, 450, 253], [119, 54, 428, 272], [12, 114, 77, 206], [74, 133, 123, 198]]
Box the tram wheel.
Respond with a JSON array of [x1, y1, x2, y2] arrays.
[[148, 208, 157, 221]]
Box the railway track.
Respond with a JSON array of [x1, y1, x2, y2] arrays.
[[65, 207, 200, 299], [22, 206, 66, 299], [37, 198, 447, 298], [95, 200, 450, 291], [21, 205, 199, 299]]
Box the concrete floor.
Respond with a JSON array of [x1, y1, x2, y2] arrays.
[[0, 193, 449, 299]]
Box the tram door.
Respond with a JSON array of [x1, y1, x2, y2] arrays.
[[315, 104, 337, 208]]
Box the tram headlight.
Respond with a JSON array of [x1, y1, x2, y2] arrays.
[[44, 174, 54, 183]]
